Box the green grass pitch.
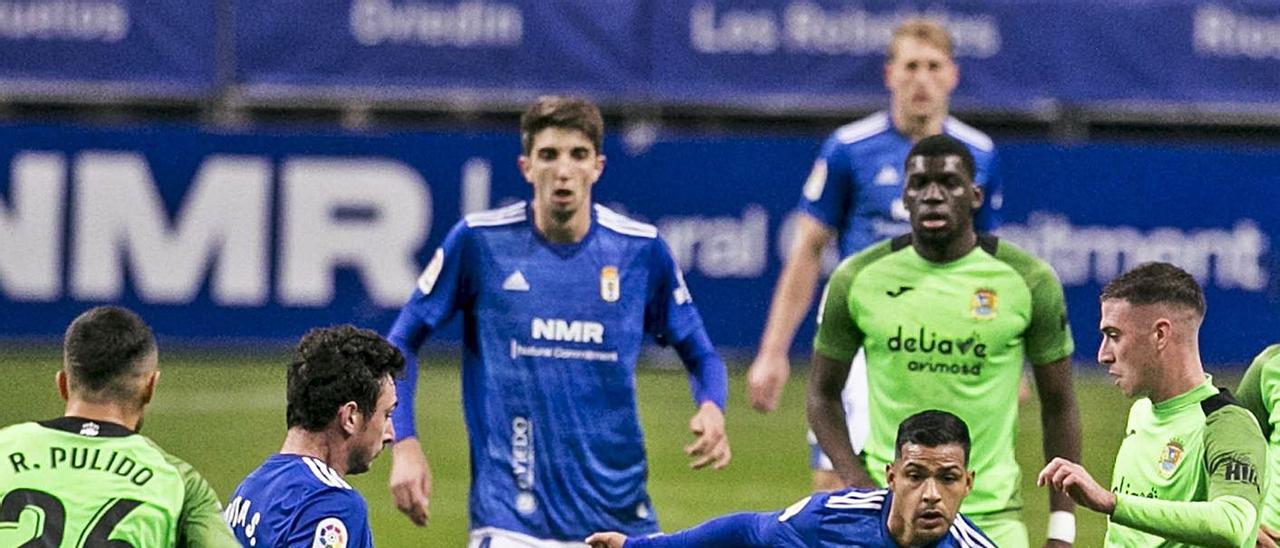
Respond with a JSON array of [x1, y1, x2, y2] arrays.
[[0, 350, 1240, 545]]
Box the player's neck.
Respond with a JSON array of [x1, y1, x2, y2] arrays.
[[1149, 350, 1207, 404], [280, 428, 350, 476], [63, 401, 141, 431], [891, 108, 946, 143], [532, 202, 592, 244], [911, 230, 977, 263]]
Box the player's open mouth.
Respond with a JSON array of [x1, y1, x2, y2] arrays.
[[919, 212, 949, 229], [916, 510, 946, 525]]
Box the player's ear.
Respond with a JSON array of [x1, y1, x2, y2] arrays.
[[885, 463, 896, 487], [338, 401, 360, 435], [964, 470, 975, 495], [970, 184, 984, 210], [518, 155, 532, 185], [55, 370, 70, 402], [140, 370, 159, 405], [1152, 317, 1174, 350]]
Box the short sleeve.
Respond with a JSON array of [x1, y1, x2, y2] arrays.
[[166, 451, 239, 547], [401, 220, 473, 330], [1204, 404, 1266, 506], [285, 490, 372, 548], [812, 258, 862, 364], [645, 237, 706, 345], [797, 135, 854, 229], [1022, 261, 1074, 366]]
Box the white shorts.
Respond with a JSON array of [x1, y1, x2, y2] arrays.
[[809, 348, 870, 471], [468, 527, 588, 548]]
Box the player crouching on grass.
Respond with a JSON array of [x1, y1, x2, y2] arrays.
[[224, 325, 404, 548], [587, 410, 994, 547]]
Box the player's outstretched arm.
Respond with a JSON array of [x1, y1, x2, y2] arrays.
[[686, 401, 730, 470], [807, 353, 874, 487], [389, 437, 432, 526], [589, 512, 778, 547], [748, 215, 834, 412]]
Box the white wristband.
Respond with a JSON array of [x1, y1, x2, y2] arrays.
[[1047, 511, 1076, 543]]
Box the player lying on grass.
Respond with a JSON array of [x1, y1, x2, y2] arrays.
[[587, 410, 993, 548]]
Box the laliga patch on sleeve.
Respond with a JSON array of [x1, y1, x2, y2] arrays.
[[417, 248, 445, 295], [313, 517, 348, 548]]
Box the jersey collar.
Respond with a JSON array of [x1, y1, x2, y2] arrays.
[[1152, 375, 1218, 417], [38, 416, 135, 437]]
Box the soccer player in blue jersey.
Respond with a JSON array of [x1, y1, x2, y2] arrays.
[[225, 325, 404, 548], [746, 16, 1005, 491], [586, 410, 993, 548], [385, 95, 731, 545]]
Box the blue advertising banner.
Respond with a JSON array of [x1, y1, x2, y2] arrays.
[[234, 0, 1280, 112], [236, 0, 646, 98], [0, 123, 1276, 365], [0, 1, 217, 97]]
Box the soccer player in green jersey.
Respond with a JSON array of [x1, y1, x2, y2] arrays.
[[1039, 262, 1267, 547], [808, 134, 1082, 548], [0, 306, 237, 547], [1234, 343, 1280, 546]]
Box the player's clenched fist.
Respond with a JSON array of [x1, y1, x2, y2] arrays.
[[686, 401, 731, 470], [1037, 457, 1115, 514], [389, 438, 433, 526], [746, 353, 790, 412]]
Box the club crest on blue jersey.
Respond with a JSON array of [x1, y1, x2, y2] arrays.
[[1159, 439, 1185, 477], [600, 266, 620, 302], [970, 288, 998, 320]]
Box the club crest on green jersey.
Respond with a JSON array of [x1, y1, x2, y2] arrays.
[[970, 288, 998, 320], [1159, 439, 1185, 477]]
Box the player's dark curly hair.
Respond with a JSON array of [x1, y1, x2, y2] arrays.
[[63, 306, 157, 402], [905, 134, 976, 180], [1100, 262, 1205, 317], [520, 95, 604, 155], [895, 410, 971, 465], [286, 325, 405, 431]]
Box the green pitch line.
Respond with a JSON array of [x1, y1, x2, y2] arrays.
[[0, 351, 1241, 546]]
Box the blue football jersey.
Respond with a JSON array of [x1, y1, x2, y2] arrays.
[[626, 488, 994, 548], [225, 454, 373, 548], [390, 201, 719, 541], [799, 112, 1002, 258]]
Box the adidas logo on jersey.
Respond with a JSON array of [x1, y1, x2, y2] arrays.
[[874, 165, 899, 186], [503, 271, 530, 292]]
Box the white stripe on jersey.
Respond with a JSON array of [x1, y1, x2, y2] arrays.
[[467, 527, 587, 547], [595, 204, 658, 238], [302, 456, 352, 490], [835, 112, 891, 144], [466, 201, 527, 227], [949, 516, 997, 548], [825, 490, 886, 510], [943, 117, 995, 153]]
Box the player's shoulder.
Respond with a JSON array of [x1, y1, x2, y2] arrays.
[[943, 116, 995, 154], [1252, 344, 1280, 370], [463, 201, 528, 230], [290, 455, 359, 494], [819, 487, 889, 512], [985, 236, 1058, 283], [833, 236, 901, 280], [594, 203, 658, 239], [831, 111, 892, 145], [945, 513, 997, 548]]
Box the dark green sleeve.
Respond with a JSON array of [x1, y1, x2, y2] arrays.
[[812, 258, 862, 364], [995, 242, 1073, 366], [166, 454, 240, 547], [1237, 345, 1280, 440], [1111, 406, 1265, 547]]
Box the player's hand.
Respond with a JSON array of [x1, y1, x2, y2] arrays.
[[686, 401, 731, 470], [1037, 457, 1114, 514], [746, 352, 790, 412], [1044, 540, 1072, 548], [585, 532, 628, 548], [389, 438, 432, 526], [1257, 524, 1280, 548]]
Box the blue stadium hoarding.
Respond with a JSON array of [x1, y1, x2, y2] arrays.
[[0, 0, 217, 97], [0, 123, 1276, 365], [231, 0, 1280, 111]]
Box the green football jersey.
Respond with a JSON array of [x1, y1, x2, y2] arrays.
[[0, 417, 237, 547], [1105, 378, 1265, 547], [814, 234, 1073, 517], [1235, 344, 1280, 531]]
